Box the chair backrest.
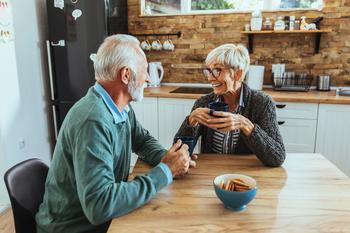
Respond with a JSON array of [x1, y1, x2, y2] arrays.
[[4, 158, 49, 233]]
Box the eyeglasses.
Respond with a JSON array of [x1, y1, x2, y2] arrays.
[[203, 68, 222, 79]]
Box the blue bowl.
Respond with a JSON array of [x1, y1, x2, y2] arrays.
[[213, 174, 257, 211]]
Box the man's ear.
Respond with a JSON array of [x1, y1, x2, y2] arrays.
[[120, 67, 131, 85], [234, 69, 243, 82]]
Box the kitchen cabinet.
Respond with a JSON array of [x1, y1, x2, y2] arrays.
[[316, 104, 350, 176], [130, 97, 158, 168], [276, 102, 318, 153], [158, 98, 196, 148], [130, 97, 158, 138], [130, 97, 196, 168], [278, 118, 317, 152], [131, 99, 320, 154]]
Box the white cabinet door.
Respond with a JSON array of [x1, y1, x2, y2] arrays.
[[275, 102, 318, 153], [316, 104, 350, 176], [278, 118, 317, 153], [158, 98, 196, 149], [130, 97, 158, 169], [275, 102, 318, 119], [130, 97, 158, 139]]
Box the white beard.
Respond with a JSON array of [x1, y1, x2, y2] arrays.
[[128, 71, 144, 102], [130, 85, 144, 102]]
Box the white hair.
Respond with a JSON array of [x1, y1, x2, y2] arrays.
[[94, 34, 144, 81], [205, 44, 250, 81]]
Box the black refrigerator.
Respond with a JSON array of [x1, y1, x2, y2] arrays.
[[46, 0, 127, 139]]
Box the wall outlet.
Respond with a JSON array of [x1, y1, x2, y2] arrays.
[[18, 137, 25, 149]]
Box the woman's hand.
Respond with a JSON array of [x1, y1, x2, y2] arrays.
[[188, 107, 213, 127], [206, 111, 255, 136]]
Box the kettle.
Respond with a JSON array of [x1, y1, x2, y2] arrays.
[[148, 62, 164, 87]]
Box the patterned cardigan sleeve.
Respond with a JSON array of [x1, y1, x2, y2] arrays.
[[242, 96, 286, 167]]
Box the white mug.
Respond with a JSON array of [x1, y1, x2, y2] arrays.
[[168, 40, 175, 51], [151, 40, 162, 51], [141, 40, 151, 51], [163, 39, 171, 50], [163, 39, 175, 51]]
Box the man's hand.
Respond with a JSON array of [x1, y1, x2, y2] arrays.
[[161, 140, 191, 178]]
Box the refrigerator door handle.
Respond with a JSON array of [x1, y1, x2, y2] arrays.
[[52, 105, 59, 140], [104, 0, 109, 34], [46, 40, 55, 101], [51, 40, 65, 47]]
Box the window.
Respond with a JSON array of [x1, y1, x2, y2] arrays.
[[142, 0, 324, 15]]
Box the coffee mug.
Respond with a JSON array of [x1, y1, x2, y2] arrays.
[[163, 39, 175, 51], [208, 102, 229, 115], [151, 40, 162, 51], [141, 40, 151, 51], [173, 136, 195, 156]]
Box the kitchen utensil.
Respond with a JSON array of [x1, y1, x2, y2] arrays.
[[317, 75, 331, 91], [208, 102, 229, 113], [151, 40, 162, 50], [213, 174, 257, 211], [141, 40, 151, 51], [173, 136, 195, 156], [148, 62, 164, 87]]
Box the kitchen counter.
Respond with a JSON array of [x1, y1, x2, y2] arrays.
[[144, 86, 350, 104], [108, 153, 350, 233]]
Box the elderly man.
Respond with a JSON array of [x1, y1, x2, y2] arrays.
[[36, 34, 195, 233]]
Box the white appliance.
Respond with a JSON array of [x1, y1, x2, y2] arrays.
[[148, 62, 164, 87], [245, 65, 265, 90]]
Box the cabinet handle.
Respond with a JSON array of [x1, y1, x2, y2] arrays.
[[52, 105, 59, 140], [46, 40, 55, 101], [278, 121, 285, 125], [276, 104, 286, 109]]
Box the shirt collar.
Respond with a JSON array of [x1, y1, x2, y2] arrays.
[[238, 86, 245, 108], [217, 86, 245, 111], [94, 82, 130, 124]]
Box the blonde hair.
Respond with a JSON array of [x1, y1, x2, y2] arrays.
[[94, 34, 143, 81], [205, 44, 250, 81]]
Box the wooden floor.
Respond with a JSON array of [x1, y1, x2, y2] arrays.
[[0, 209, 15, 233]]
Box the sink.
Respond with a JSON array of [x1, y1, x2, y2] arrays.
[[170, 87, 213, 94]]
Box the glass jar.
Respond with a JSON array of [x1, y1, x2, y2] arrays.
[[294, 20, 300, 30], [263, 17, 273, 30], [289, 16, 295, 31], [250, 10, 263, 31], [284, 16, 290, 30], [274, 16, 285, 31]]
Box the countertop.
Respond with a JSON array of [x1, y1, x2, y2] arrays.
[[144, 86, 350, 104], [108, 153, 350, 233]]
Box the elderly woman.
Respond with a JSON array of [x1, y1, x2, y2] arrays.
[[175, 44, 286, 167]]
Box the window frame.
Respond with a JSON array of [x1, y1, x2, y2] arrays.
[[140, 0, 323, 17]]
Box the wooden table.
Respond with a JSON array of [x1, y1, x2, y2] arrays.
[[108, 154, 350, 233]]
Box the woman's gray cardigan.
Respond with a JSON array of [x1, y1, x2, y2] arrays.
[[175, 83, 286, 167]]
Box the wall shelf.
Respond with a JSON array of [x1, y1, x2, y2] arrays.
[[131, 31, 182, 38], [240, 29, 331, 54]]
